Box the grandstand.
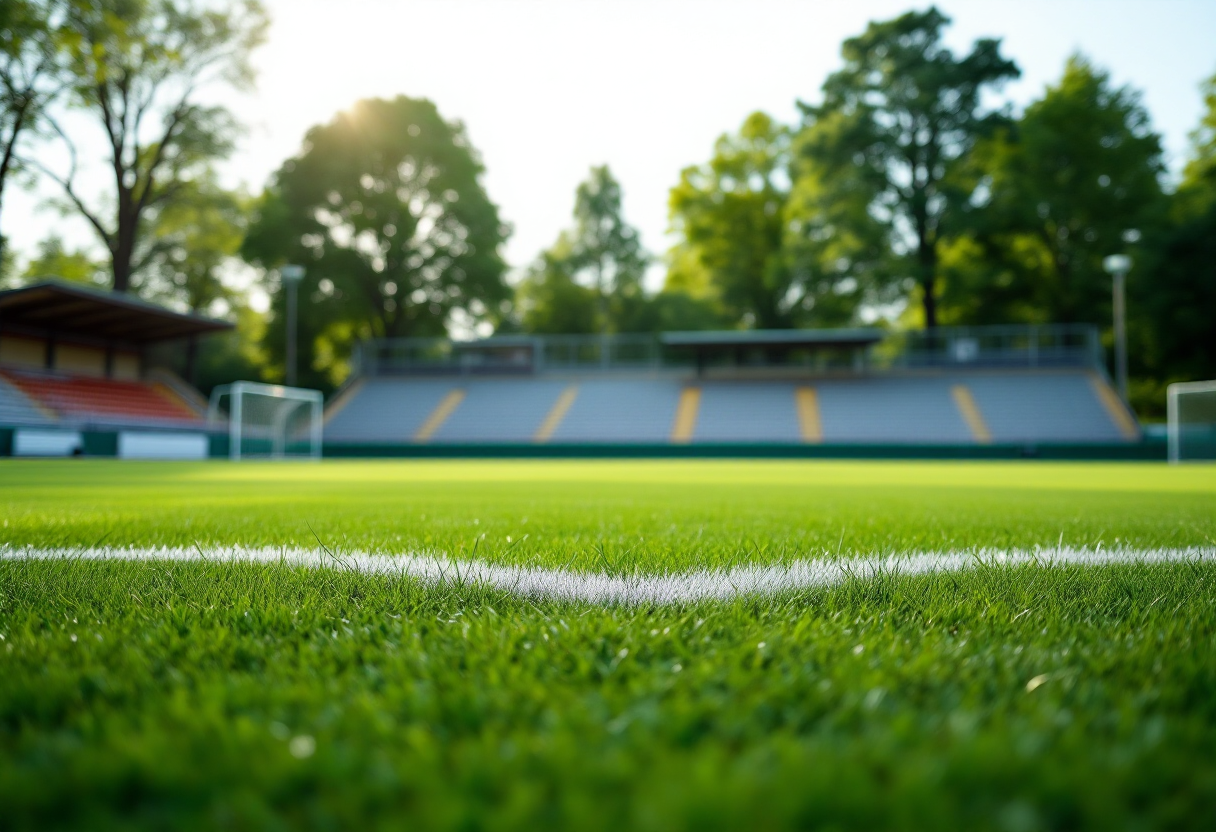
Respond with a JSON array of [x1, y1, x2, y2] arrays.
[[0, 280, 230, 457], [325, 324, 1144, 455], [0, 285, 1146, 458]]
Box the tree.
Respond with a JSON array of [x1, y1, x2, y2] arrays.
[[940, 56, 1166, 327], [668, 112, 795, 329], [518, 165, 650, 334], [800, 7, 1019, 328], [786, 112, 900, 327], [517, 248, 600, 335], [136, 172, 247, 313], [242, 95, 511, 386], [21, 233, 106, 286], [1176, 71, 1216, 216], [34, 0, 266, 293], [0, 0, 67, 266], [565, 165, 650, 332], [1129, 70, 1216, 412]]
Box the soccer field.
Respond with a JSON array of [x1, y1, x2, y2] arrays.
[[2, 460, 1215, 830]]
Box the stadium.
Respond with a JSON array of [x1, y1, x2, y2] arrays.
[[2, 2, 1215, 831], [0, 281, 1148, 459]]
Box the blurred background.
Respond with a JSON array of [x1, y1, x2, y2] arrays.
[[1, 0, 1213, 419]]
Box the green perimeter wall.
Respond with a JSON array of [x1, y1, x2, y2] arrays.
[[0, 427, 1167, 461], [322, 440, 1167, 461]]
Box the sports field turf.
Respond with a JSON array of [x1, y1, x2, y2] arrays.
[[2, 459, 1215, 830]]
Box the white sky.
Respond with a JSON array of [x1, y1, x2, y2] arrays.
[[5, 0, 1215, 293]]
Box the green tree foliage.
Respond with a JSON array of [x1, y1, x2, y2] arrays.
[[801, 7, 1019, 328], [668, 112, 795, 329], [0, 0, 68, 266], [243, 95, 510, 386], [517, 248, 600, 335], [940, 56, 1166, 327], [786, 118, 898, 327], [1130, 71, 1216, 408], [518, 166, 651, 334], [136, 172, 247, 313], [35, 0, 266, 293], [20, 234, 106, 286], [1176, 71, 1216, 216]]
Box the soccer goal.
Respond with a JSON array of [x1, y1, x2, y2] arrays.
[[208, 381, 323, 461], [1167, 380, 1216, 463]]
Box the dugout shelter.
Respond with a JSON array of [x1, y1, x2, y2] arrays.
[[0, 279, 231, 458]]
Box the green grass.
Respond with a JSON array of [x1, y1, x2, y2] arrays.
[[2, 459, 1215, 830]]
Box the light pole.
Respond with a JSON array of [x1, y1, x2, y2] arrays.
[[1102, 253, 1130, 404], [281, 265, 305, 386]]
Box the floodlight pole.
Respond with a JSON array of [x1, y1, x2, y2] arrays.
[[1102, 254, 1131, 404], [281, 265, 306, 387]]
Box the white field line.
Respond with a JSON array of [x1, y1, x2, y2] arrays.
[[2, 545, 1214, 605]]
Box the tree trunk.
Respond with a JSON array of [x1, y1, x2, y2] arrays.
[[111, 206, 137, 293], [111, 246, 133, 293], [917, 231, 938, 329], [921, 277, 937, 329]]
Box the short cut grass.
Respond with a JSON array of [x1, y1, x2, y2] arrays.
[[2, 459, 1215, 831]]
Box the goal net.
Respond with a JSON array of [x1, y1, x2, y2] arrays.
[[208, 382, 323, 460], [1167, 380, 1216, 463]]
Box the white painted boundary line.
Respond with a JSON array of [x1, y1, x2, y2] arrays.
[[2, 545, 1214, 605]]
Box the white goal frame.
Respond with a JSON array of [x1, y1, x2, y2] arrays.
[[1167, 380, 1216, 464], [208, 381, 323, 461]]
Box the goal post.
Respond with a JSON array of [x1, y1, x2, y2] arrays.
[[208, 381, 323, 461], [1167, 380, 1216, 464]]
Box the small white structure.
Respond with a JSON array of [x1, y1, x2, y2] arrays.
[[208, 381, 323, 461], [13, 429, 83, 456], [118, 431, 209, 460]]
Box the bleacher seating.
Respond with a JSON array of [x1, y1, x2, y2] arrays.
[[0, 375, 52, 426], [550, 380, 684, 443], [0, 369, 202, 426], [814, 376, 973, 444], [325, 378, 461, 442], [324, 368, 1136, 446], [432, 379, 570, 443], [964, 371, 1133, 442], [694, 382, 803, 443]]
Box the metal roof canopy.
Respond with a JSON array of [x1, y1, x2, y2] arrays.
[[661, 328, 885, 350], [0, 280, 232, 345]]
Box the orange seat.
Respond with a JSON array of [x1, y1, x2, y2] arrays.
[[0, 370, 200, 423]]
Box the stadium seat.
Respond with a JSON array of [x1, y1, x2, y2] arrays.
[[0, 374, 54, 426], [0, 369, 202, 426], [323, 369, 1137, 447]]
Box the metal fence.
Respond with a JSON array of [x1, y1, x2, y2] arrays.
[[882, 324, 1103, 370], [356, 324, 1103, 377]]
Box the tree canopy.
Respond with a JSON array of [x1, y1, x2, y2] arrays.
[[35, 0, 266, 293], [243, 95, 510, 385], [518, 165, 650, 334], [938, 55, 1166, 326], [799, 6, 1019, 328], [668, 112, 795, 329], [0, 0, 68, 266]]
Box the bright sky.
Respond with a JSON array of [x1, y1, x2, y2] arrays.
[[6, 0, 1216, 294]]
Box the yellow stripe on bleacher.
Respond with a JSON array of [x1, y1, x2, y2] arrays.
[[414, 389, 465, 442], [951, 384, 992, 444], [322, 378, 364, 425], [534, 386, 578, 442], [671, 387, 701, 443], [795, 386, 822, 443], [1089, 374, 1140, 439]]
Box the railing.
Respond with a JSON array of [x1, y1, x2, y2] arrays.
[[881, 324, 1102, 369], [357, 324, 1104, 377]]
